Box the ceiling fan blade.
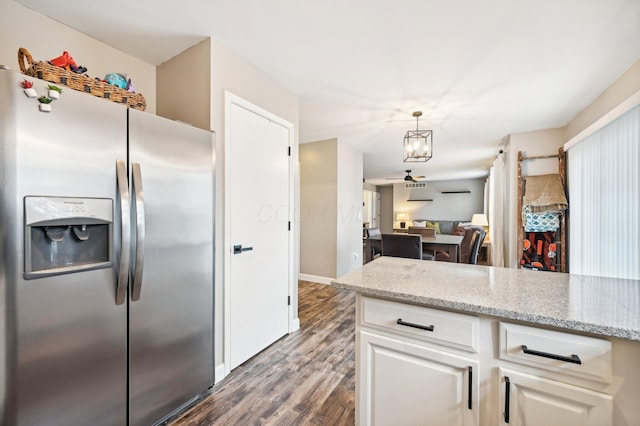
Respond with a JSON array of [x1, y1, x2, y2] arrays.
[[385, 177, 404, 180], [414, 175, 426, 179]]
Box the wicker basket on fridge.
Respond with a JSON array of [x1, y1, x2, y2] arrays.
[[18, 47, 146, 111]]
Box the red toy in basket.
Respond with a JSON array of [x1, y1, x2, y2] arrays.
[[49, 51, 87, 74]]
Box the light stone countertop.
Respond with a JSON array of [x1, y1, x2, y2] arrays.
[[331, 257, 640, 341]]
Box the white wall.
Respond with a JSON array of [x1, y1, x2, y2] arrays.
[[337, 141, 364, 277], [392, 178, 485, 226], [0, 1, 156, 113]]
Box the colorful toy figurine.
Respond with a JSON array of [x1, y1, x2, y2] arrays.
[[104, 73, 128, 89]]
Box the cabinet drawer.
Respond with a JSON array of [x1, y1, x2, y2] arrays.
[[359, 296, 479, 352], [499, 322, 612, 383]]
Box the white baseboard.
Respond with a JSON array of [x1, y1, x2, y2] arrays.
[[290, 317, 300, 332], [214, 363, 226, 384], [298, 273, 334, 285]]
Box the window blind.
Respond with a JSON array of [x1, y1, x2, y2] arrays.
[[567, 105, 639, 279]]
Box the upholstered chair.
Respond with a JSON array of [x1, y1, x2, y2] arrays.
[[457, 226, 479, 263], [381, 233, 424, 260]]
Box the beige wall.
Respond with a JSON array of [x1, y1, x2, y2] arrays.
[[208, 38, 299, 376], [0, 6, 301, 380], [363, 182, 377, 192], [565, 59, 640, 141], [210, 39, 299, 135], [156, 39, 211, 130], [336, 141, 364, 277], [300, 138, 364, 280], [300, 139, 338, 279], [379, 186, 394, 234], [497, 59, 640, 269], [392, 178, 486, 226], [161, 38, 300, 378], [503, 128, 565, 268], [0, 1, 156, 113]]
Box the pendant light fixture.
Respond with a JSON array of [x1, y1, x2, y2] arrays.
[[403, 111, 433, 163]]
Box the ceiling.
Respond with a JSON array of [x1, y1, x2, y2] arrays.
[[15, 0, 640, 184]]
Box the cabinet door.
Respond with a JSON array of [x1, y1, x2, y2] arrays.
[[498, 368, 612, 426], [359, 331, 478, 426]]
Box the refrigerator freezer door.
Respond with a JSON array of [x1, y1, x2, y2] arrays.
[[0, 69, 128, 425], [128, 109, 214, 425]]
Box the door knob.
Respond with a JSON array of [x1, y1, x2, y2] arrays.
[[233, 245, 254, 254]]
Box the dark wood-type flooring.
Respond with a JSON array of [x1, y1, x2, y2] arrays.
[[170, 281, 356, 425]]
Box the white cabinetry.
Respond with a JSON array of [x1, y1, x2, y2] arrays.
[[498, 368, 612, 426], [356, 295, 638, 425], [497, 323, 613, 426], [357, 295, 479, 426], [360, 331, 478, 426]]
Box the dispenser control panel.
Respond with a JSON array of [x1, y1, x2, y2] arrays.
[[24, 196, 114, 279], [25, 196, 113, 225]]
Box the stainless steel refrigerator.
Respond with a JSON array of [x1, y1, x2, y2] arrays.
[[0, 67, 214, 425]]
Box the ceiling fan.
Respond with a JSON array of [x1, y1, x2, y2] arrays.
[[385, 169, 426, 183]]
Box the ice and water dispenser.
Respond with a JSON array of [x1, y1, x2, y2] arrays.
[[24, 196, 113, 279]]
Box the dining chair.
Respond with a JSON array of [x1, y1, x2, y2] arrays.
[[366, 228, 382, 259], [459, 226, 483, 264], [431, 226, 466, 262], [409, 226, 454, 261], [381, 233, 424, 260], [407, 227, 436, 260], [468, 228, 487, 265], [408, 226, 436, 238]]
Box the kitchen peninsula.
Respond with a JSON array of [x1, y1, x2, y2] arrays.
[[332, 257, 640, 425]]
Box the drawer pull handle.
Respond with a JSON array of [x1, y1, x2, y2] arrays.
[[468, 366, 473, 410], [521, 345, 582, 364], [396, 319, 434, 332], [504, 376, 511, 423]]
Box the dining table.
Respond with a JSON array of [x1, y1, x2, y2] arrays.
[[421, 234, 464, 263], [366, 233, 464, 263]]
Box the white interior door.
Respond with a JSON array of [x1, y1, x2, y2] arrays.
[[227, 95, 291, 370]]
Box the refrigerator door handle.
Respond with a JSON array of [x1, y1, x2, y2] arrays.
[[116, 159, 130, 305], [131, 162, 145, 301]]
